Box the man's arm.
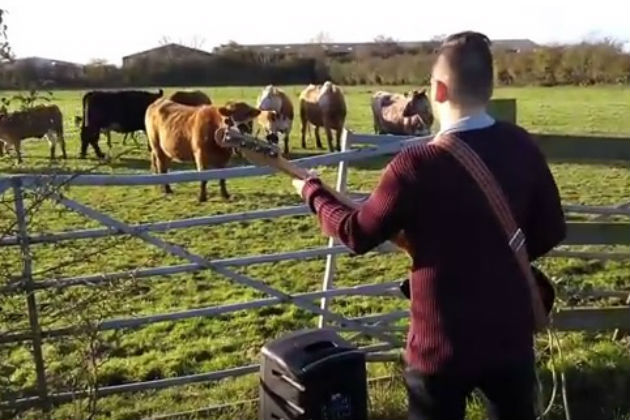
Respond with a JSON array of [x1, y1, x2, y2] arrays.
[[301, 159, 410, 255], [524, 152, 567, 261]]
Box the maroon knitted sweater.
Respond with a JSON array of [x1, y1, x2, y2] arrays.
[[302, 122, 566, 375]]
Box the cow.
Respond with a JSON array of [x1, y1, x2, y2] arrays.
[[371, 89, 434, 135], [256, 85, 293, 155], [80, 89, 163, 159], [299, 81, 346, 152], [0, 105, 66, 163], [74, 115, 140, 147], [169, 90, 212, 106], [145, 98, 260, 202]]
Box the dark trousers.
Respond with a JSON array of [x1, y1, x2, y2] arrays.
[[404, 360, 537, 420]]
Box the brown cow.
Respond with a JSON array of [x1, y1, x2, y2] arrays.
[[0, 105, 66, 163], [145, 98, 260, 202], [371, 89, 434, 135], [169, 90, 212, 106], [256, 85, 293, 154], [299, 81, 347, 152]]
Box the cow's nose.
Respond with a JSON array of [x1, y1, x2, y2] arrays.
[[266, 133, 279, 144]]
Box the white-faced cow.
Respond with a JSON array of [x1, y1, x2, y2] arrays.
[[371, 89, 434, 136], [256, 85, 294, 155], [299, 81, 346, 152], [80, 89, 163, 159], [0, 105, 66, 163]]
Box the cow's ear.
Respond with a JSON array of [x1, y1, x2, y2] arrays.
[[218, 106, 233, 117], [249, 108, 261, 118]]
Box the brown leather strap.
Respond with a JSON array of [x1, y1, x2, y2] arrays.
[[432, 134, 549, 331]]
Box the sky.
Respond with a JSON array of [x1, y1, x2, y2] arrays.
[[4, 0, 629, 66]]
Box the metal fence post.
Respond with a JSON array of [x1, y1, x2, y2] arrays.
[[12, 178, 50, 413], [319, 129, 351, 328]]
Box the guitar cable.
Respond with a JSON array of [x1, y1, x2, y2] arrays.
[[536, 327, 572, 420]]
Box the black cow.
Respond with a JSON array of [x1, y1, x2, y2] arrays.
[[80, 89, 163, 158]]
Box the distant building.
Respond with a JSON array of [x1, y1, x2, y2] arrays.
[[214, 39, 539, 56], [6, 56, 84, 80], [122, 43, 214, 68]]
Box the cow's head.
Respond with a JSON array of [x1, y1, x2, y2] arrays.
[[260, 110, 280, 145], [219, 101, 261, 134], [258, 85, 282, 111], [404, 114, 431, 136], [403, 89, 434, 130]]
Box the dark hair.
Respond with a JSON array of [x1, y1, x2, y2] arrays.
[[437, 31, 494, 105]]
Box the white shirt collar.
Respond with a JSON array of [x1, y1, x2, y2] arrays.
[[436, 111, 495, 137]]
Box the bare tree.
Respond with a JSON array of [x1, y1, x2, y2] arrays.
[[158, 35, 206, 50], [188, 35, 206, 50], [0, 9, 12, 63], [87, 58, 109, 66], [158, 35, 172, 46], [372, 34, 403, 58], [310, 31, 333, 44]]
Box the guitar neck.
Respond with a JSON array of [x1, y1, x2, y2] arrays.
[[233, 140, 409, 254], [239, 149, 359, 209]]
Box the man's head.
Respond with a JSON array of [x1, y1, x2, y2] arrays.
[[430, 32, 493, 121]]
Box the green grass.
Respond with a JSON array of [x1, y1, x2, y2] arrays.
[[0, 85, 629, 420]]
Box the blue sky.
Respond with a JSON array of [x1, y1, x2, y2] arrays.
[[5, 0, 629, 65]]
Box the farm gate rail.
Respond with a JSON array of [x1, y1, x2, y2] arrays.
[[0, 128, 629, 413]]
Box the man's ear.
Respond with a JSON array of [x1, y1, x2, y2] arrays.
[[218, 106, 233, 117], [433, 79, 448, 103]]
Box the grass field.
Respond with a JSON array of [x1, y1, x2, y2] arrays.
[[0, 85, 629, 420]]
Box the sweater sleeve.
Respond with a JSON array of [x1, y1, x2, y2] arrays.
[[301, 159, 410, 255], [524, 146, 567, 260]]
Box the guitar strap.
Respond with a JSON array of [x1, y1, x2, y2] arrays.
[[431, 134, 549, 331]]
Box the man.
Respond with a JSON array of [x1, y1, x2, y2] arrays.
[[292, 32, 566, 420]]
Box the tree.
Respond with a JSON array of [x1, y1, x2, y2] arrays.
[[87, 58, 109, 66], [372, 34, 402, 58], [0, 9, 12, 63], [158, 35, 206, 49], [310, 31, 333, 44]]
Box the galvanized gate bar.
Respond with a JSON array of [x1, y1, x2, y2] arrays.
[[320, 129, 351, 327], [11, 178, 50, 413], [1, 342, 397, 411], [0, 204, 311, 246], [54, 194, 401, 346], [0, 282, 402, 344], [16, 137, 425, 189]]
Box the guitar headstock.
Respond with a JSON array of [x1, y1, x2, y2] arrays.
[[215, 127, 281, 158]]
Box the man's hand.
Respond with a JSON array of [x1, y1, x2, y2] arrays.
[[292, 169, 319, 197], [292, 178, 306, 196]]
